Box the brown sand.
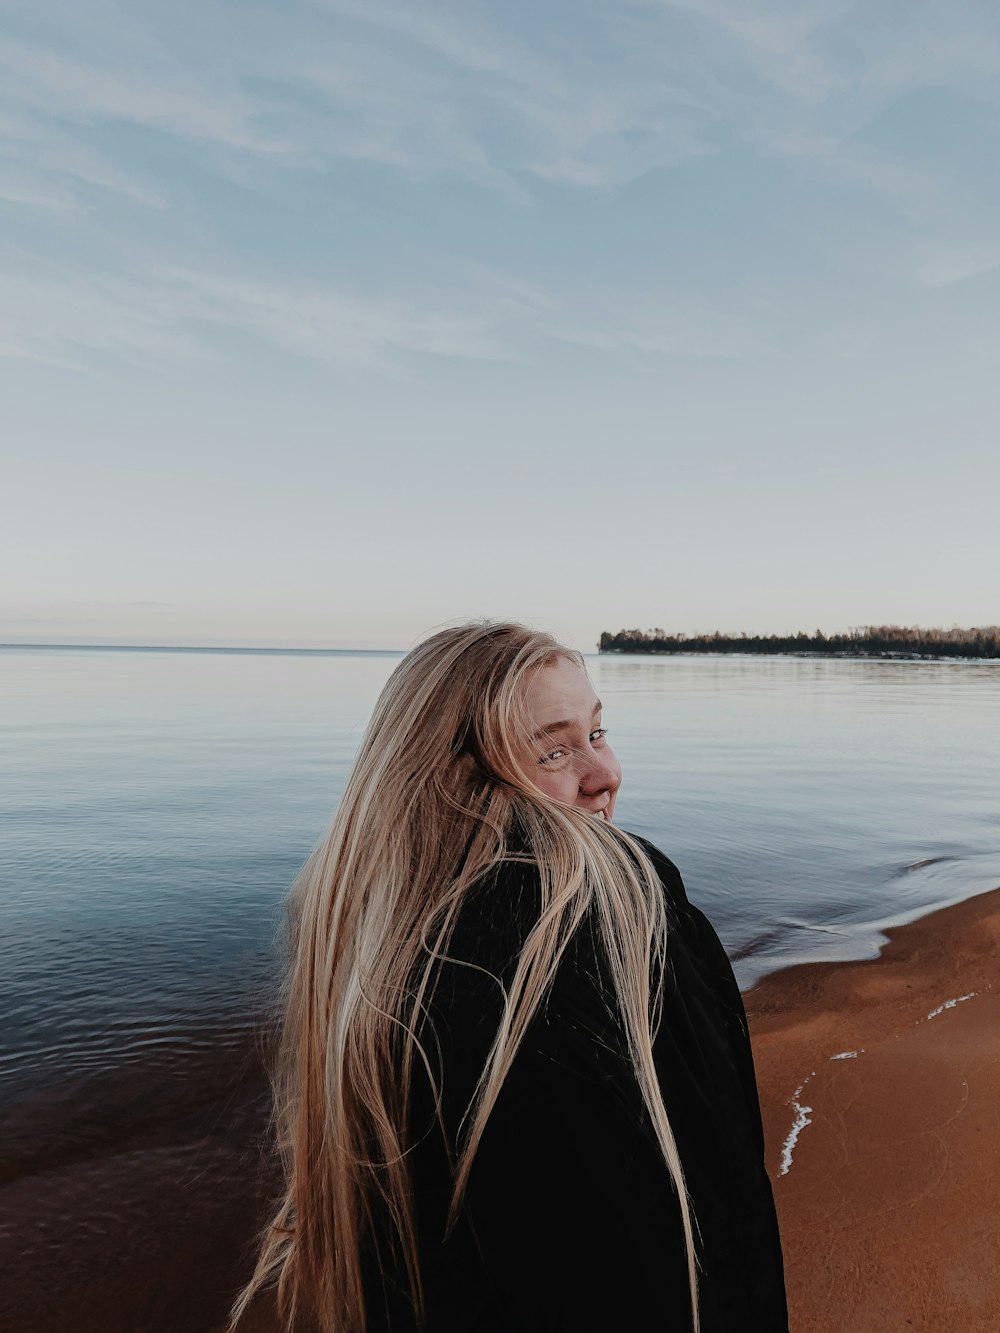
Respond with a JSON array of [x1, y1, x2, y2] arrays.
[[746, 885, 1000, 1333]]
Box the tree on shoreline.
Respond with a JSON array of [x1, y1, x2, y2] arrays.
[[597, 625, 1000, 659]]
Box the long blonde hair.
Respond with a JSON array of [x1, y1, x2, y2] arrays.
[[233, 621, 699, 1332]]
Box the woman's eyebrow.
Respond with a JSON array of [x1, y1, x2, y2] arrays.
[[531, 702, 602, 742]]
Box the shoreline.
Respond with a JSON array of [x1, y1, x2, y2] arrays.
[[732, 876, 1000, 992], [745, 883, 1000, 1332]]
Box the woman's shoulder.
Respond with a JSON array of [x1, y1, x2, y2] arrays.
[[621, 833, 740, 991], [619, 831, 690, 909], [453, 832, 688, 938], [440, 831, 699, 981], [420, 857, 544, 1021], [450, 856, 542, 953]]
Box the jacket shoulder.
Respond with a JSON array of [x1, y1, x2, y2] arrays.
[[620, 831, 690, 909]]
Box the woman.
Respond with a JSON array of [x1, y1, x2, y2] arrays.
[[235, 622, 787, 1332]]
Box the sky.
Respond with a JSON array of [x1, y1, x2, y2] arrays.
[[2, 0, 999, 652]]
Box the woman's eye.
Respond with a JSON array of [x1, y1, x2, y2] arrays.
[[538, 746, 568, 766]]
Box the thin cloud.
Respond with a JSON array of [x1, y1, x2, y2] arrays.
[[0, 36, 284, 154], [3, 0, 997, 212], [288, 5, 715, 191], [545, 303, 773, 359], [0, 248, 779, 374], [0, 1, 719, 201], [0, 175, 78, 212], [0, 259, 508, 372], [769, 130, 937, 216], [914, 243, 1000, 288], [0, 111, 166, 207], [156, 265, 506, 366], [2, 0, 1000, 383], [650, 0, 851, 100]]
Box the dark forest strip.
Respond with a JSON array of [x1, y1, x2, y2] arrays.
[[598, 625, 1000, 658]]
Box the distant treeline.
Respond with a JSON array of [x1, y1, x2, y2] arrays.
[[598, 625, 1000, 659]]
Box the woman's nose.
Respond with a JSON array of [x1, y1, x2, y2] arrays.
[[577, 751, 620, 795]]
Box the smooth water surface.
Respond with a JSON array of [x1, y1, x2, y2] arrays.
[[602, 653, 1000, 982], [2, 646, 999, 1114]]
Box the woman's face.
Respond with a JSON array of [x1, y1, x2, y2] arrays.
[[520, 657, 622, 822]]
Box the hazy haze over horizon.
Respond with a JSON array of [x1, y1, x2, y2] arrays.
[[3, 1, 999, 654]]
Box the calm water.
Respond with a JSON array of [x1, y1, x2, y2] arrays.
[[3, 645, 999, 1106]]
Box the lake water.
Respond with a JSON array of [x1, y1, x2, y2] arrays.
[[3, 645, 1000, 1111], [1, 647, 1000, 1103], [2, 644, 999, 1330]]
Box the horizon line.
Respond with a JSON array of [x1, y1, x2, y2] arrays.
[[0, 642, 409, 657], [0, 641, 608, 658]]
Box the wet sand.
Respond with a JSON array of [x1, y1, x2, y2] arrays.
[[0, 1038, 279, 1333], [746, 885, 1000, 1333], [5, 888, 999, 1333]]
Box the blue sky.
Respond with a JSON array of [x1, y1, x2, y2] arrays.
[[3, 0, 999, 650]]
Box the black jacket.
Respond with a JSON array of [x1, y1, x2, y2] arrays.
[[365, 838, 788, 1332]]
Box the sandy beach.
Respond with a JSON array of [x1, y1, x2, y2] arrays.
[[4, 886, 999, 1333], [747, 885, 1000, 1332]]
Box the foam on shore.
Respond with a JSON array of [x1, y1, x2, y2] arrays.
[[777, 1074, 815, 1177]]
